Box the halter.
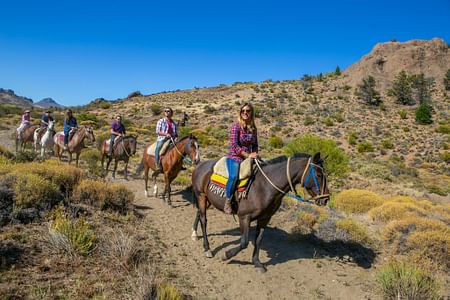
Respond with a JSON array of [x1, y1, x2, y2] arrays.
[[170, 137, 195, 165], [255, 156, 328, 204]]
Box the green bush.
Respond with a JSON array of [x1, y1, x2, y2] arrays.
[[150, 104, 162, 115], [268, 136, 284, 149], [0, 104, 22, 117], [436, 124, 450, 134], [348, 131, 357, 146], [49, 207, 95, 256], [284, 134, 349, 180], [398, 110, 407, 119], [13, 173, 61, 210], [415, 103, 433, 124], [377, 261, 440, 300], [357, 141, 373, 153], [381, 139, 394, 149]]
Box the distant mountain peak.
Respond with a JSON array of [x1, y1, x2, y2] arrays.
[[34, 97, 64, 109]]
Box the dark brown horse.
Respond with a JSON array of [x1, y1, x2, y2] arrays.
[[15, 124, 40, 152], [53, 126, 95, 166], [141, 135, 200, 206], [191, 153, 329, 272], [100, 135, 138, 180]]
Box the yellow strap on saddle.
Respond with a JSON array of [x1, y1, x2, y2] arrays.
[[210, 173, 249, 188]]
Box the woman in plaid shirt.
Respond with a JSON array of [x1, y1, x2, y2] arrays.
[[224, 103, 259, 214], [155, 107, 178, 171]]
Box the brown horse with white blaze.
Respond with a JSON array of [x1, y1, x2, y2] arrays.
[[191, 153, 330, 272], [53, 126, 95, 166], [141, 135, 200, 207]]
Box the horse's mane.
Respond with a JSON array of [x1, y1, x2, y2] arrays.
[[166, 136, 191, 152], [264, 153, 311, 165]]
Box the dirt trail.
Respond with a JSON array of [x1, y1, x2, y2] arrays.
[[125, 178, 380, 300]]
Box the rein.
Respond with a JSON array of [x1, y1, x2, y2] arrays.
[[170, 137, 194, 165], [120, 137, 132, 157], [254, 157, 328, 204]]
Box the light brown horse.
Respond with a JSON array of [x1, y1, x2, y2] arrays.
[[15, 124, 40, 152], [100, 135, 138, 180], [140, 135, 200, 207], [53, 126, 95, 166]]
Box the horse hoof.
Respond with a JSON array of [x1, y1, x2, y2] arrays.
[[255, 265, 267, 273], [204, 250, 213, 258], [191, 231, 199, 241], [144, 190, 148, 197], [222, 251, 231, 261]]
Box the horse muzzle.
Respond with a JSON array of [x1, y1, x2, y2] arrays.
[[313, 194, 330, 206]]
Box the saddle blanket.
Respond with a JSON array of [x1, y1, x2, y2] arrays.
[[146, 139, 171, 156], [213, 157, 253, 180], [209, 157, 253, 199]]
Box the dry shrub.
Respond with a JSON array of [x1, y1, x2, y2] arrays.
[[73, 180, 133, 213], [0, 145, 14, 159], [157, 282, 182, 300], [100, 228, 144, 270], [383, 216, 448, 243], [335, 218, 371, 245], [369, 202, 426, 222], [13, 173, 61, 210], [333, 189, 383, 213], [377, 260, 440, 300], [47, 206, 95, 256], [9, 161, 83, 197], [406, 230, 450, 270]]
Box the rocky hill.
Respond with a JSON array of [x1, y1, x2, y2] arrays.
[[0, 88, 33, 107], [34, 97, 64, 109], [342, 38, 450, 91]]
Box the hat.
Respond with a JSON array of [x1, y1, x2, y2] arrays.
[[24, 110, 31, 113]]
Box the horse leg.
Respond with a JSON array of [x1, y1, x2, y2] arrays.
[[252, 219, 269, 273], [224, 215, 251, 261], [191, 209, 201, 241], [144, 165, 149, 197], [124, 159, 129, 180], [40, 146, 45, 160], [113, 159, 118, 179], [152, 172, 158, 198], [197, 194, 212, 257], [75, 152, 80, 167]]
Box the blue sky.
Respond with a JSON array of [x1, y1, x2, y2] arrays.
[[0, 0, 449, 106]]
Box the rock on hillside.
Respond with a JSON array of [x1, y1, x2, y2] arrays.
[[0, 88, 33, 107], [343, 38, 450, 91], [34, 97, 64, 109]]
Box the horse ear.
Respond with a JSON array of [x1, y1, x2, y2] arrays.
[[313, 152, 321, 163]]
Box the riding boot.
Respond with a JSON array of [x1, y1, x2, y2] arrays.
[[224, 198, 232, 214], [155, 161, 162, 172]]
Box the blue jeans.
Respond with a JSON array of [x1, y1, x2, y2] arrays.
[[225, 158, 240, 199], [155, 138, 167, 167], [64, 130, 70, 145]]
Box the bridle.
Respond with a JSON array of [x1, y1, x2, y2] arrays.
[[254, 156, 329, 204], [170, 137, 197, 165]]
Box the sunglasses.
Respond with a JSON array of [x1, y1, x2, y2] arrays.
[[164, 110, 172, 113], [241, 109, 251, 113]]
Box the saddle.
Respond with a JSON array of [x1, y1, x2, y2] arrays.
[[209, 157, 254, 199], [104, 136, 123, 151], [146, 139, 171, 157]]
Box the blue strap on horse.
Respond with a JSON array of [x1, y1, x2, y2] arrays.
[[287, 160, 319, 204]]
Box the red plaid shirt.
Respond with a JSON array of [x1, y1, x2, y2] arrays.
[[228, 123, 258, 162]]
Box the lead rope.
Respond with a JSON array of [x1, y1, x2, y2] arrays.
[[255, 158, 312, 203]]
